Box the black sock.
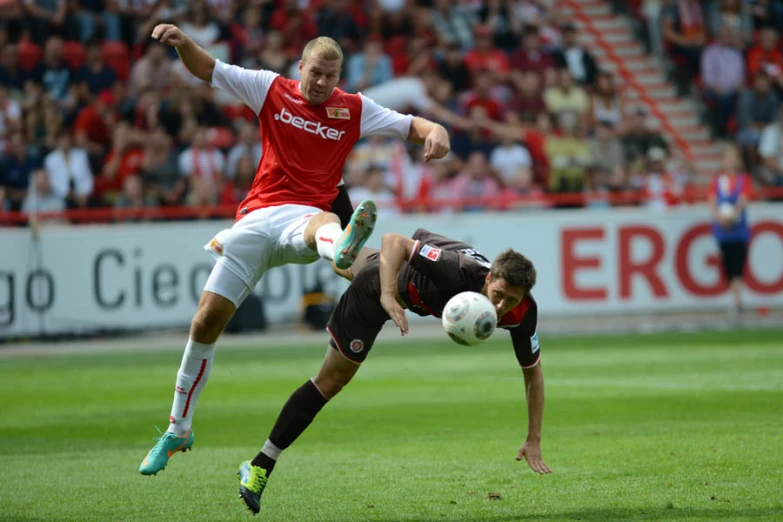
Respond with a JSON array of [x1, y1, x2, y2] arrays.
[[251, 379, 328, 473]]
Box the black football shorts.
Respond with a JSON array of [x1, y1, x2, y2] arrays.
[[327, 252, 389, 363]]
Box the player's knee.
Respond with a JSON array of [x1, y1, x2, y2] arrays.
[[314, 371, 353, 400], [190, 307, 227, 343]]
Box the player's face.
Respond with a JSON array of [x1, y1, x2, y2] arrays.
[[299, 55, 341, 105], [484, 276, 526, 318]]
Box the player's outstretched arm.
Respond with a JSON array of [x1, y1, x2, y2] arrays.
[[151, 24, 216, 83], [517, 363, 551, 474], [407, 117, 451, 162], [379, 233, 414, 335]]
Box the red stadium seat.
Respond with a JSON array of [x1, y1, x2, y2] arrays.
[[101, 41, 130, 81], [62, 41, 86, 70], [17, 40, 42, 71]]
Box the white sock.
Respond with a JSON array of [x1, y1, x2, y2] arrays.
[[261, 439, 282, 460], [168, 338, 215, 436], [314, 222, 343, 261]]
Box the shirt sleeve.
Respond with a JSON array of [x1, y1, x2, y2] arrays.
[[758, 125, 778, 158], [359, 93, 414, 140], [406, 240, 470, 289], [178, 150, 190, 177], [74, 149, 93, 196], [707, 176, 717, 198], [210, 59, 279, 115], [741, 173, 753, 198], [517, 145, 533, 168], [214, 150, 226, 173], [508, 301, 540, 368]]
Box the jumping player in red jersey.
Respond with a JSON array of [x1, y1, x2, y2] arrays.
[[236, 229, 550, 514], [139, 25, 451, 477]]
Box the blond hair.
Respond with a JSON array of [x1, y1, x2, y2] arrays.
[[301, 37, 344, 67]]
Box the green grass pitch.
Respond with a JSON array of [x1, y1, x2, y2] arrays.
[[1, 329, 782, 521]]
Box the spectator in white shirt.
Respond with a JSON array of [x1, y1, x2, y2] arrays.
[[348, 165, 399, 217], [43, 129, 94, 208], [0, 86, 22, 141], [179, 126, 225, 205], [22, 169, 66, 218], [490, 136, 533, 191], [758, 104, 783, 185]]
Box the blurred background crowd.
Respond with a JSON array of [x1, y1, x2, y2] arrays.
[[1, 0, 783, 221]]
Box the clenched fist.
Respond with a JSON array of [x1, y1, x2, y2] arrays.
[[151, 24, 189, 48], [423, 125, 450, 162]]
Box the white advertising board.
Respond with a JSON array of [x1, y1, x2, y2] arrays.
[[1, 205, 782, 338]]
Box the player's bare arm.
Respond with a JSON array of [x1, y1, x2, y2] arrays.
[[152, 24, 216, 82], [517, 362, 551, 474], [379, 233, 415, 335], [407, 117, 451, 162]]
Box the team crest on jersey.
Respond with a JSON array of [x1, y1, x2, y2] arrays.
[[208, 238, 224, 255], [349, 339, 364, 353], [419, 245, 441, 261], [326, 107, 351, 119]]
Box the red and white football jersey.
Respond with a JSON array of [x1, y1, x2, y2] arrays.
[[211, 60, 414, 220]]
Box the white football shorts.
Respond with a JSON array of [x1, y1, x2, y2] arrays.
[[202, 204, 322, 306]]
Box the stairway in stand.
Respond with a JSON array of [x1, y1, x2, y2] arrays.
[[560, 0, 722, 180]]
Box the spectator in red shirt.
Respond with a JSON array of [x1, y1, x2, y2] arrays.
[[95, 122, 144, 205], [631, 146, 683, 210], [269, 0, 318, 55], [509, 26, 555, 88], [746, 26, 783, 83], [462, 71, 503, 121], [464, 25, 510, 81], [511, 70, 546, 122], [73, 89, 116, 157]]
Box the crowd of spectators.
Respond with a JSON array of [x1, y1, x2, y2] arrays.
[[634, 0, 783, 188], [2, 0, 771, 222]]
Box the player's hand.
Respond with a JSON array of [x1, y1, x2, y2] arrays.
[[151, 24, 189, 47], [423, 125, 450, 162], [381, 293, 408, 335], [516, 440, 551, 474]]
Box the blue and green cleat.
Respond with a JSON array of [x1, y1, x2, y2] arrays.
[[139, 427, 194, 476], [334, 199, 377, 270], [237, 461, 269, 515]]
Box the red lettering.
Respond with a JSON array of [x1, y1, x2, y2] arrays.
[[561, 228, 607, 300], [675, 224, 726, 296], [618, 225, 668, 299], [745, 221, 783, 294]]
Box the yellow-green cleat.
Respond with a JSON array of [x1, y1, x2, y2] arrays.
[[139, 428, 194, 476], [334, 200, 377, 270], [237, 461, 269, 515]]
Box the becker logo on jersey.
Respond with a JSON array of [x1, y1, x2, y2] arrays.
[[274, 108, 346, 141]]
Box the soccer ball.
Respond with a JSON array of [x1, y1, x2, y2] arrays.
[[719, 202, 736, 221], [442, 291, 497, 346]]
